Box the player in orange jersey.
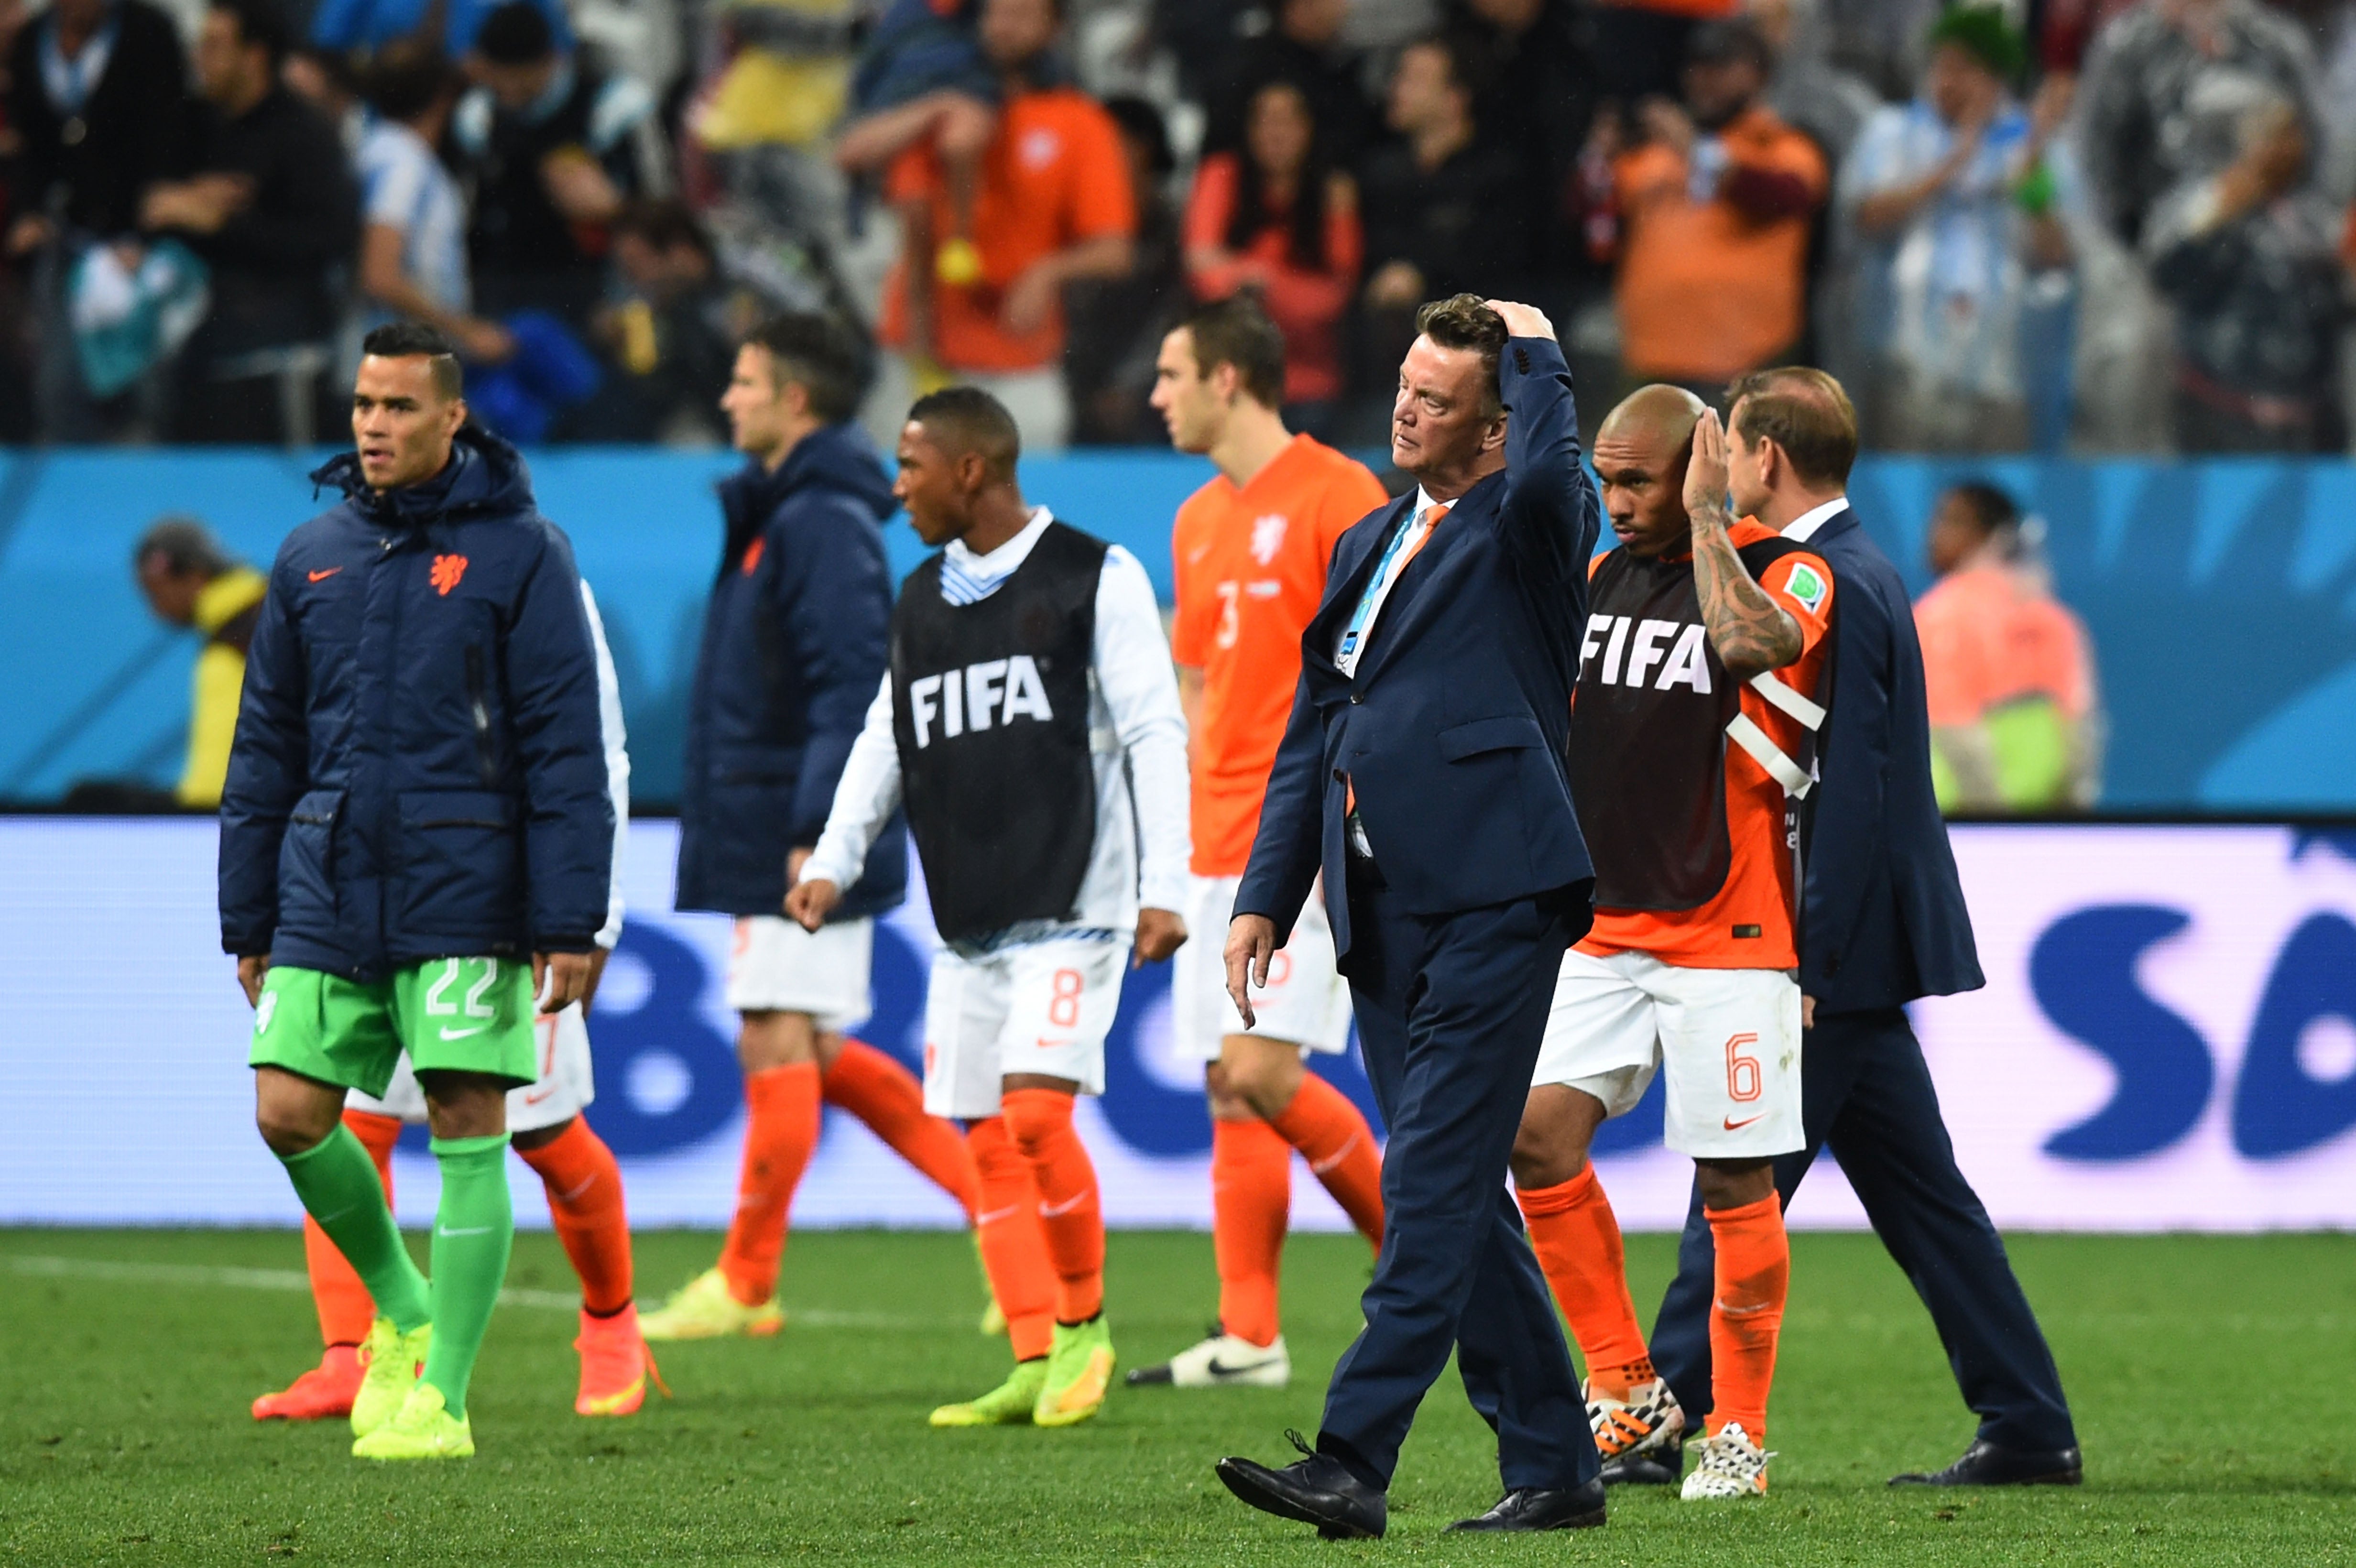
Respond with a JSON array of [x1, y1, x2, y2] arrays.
[[1127, 295, 1391, 1390], [1508, 387, 1834, 1500]]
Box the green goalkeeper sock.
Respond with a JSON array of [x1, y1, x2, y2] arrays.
[[420, 1133, 514, 1421], [279, 1122, 430, 1333]]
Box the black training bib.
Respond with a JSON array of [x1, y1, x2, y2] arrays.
[[890, 521, 1106, 944]]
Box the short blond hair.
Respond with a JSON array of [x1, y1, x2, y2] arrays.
[[1725, 366, 1858, 487]]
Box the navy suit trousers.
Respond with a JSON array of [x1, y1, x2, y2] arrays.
[[1648, 1007, 2077, 1453], [1316, 863, 1600, 1493]]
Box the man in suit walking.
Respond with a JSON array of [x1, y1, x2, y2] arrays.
[[1212, 294, 1607, 1537], [1628, 367, 2082, 1489]]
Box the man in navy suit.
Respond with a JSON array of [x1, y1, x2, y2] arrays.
[[1628, 367, 2082, 1489], [1212, 295, 1607, 1537]]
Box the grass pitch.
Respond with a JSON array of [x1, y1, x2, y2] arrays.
[[2, 1227, 2351, 1566]]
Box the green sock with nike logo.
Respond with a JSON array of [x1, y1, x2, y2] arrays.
[[421, 1133, 513, 1418], [280, 1121, 431, 1332]]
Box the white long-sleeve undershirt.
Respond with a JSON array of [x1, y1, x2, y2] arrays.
[[804, 507, 1191, 941]]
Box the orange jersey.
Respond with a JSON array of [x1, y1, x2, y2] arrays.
[[1578, 520, 1834, 969], [880, 87, 1135, 373], [1171, 434, 1390, 874]]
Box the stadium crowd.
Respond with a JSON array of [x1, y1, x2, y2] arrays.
[[3, 0, 2355, 455]]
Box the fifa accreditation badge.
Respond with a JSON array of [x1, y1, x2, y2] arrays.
[[1784, 562, 1827, 615]]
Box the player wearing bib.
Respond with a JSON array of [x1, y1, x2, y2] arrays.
[[254, 582, 653, 1424], [641, 315, 986, 1346], [790, 388, 1190, 1431], [224, 324, 615, 1461], [1128, 297, 1388, 1392], [1507, 387, 1833, 1503]]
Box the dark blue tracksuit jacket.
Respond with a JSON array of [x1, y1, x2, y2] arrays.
[[674, 422, 906, 921], [219, 426, 615, 978]]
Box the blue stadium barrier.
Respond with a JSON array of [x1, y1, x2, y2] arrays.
[[2, 447, 2353, 808]]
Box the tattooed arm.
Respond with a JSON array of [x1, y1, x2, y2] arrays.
[[1683, 408, 1801, 681]]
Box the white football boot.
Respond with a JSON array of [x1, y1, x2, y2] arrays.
[[1124, 1327, 1290, 1389], [1681, 1422, 1774, 1500]]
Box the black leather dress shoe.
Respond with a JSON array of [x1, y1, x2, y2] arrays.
[[1890, 1439, 2084, 1487], [1600, 1439, 1682, 1487], [1216, 1433, 1386, 1539], [1448, 1480, 1608, 1532]]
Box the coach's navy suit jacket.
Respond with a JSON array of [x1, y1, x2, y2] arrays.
[[1234, 335, 1599, 954], [1799, 504, 1984, 1012]]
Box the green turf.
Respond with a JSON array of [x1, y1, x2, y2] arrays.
[[2, 1227, 2351, 1565]]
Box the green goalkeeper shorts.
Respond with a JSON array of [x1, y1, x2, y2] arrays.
[[248, 958, 538, 1098]]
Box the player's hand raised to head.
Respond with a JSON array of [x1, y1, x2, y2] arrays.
[[1683, 406, 1730, 522], [1224, 915, 1279, 1030], [785, 876, 841, 933], [236, 954, 272, 1008], [1483, 299, 1556, 342], [1133, 907, 1187, 969], [534, 950, 595, 1016]]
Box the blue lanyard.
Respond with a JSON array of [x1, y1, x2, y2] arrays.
[[1337, 503, 1431, 665]]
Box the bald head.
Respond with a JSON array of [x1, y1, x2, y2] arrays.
[[1593, 385, 1707, 558], [1597, 383, 1706, 453]]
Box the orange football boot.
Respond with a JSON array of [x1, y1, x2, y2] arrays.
[[253, 1345, 364, 1421], [575, 1304, 664, 1417]]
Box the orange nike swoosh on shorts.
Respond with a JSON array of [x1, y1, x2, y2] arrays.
[[1723, 1114, 1764, 1131], [308, 567, 342, 582]]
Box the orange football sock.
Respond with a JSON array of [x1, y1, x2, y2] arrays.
[[1705, 1193, 1789, 1443], [517, 1116, 634, 1317], [1000, 1088, 1104, 1324], [1211, 1116, 1291, 1348], [1517, 1164, 1654, 1398], [717, 1062, 821, 1307], [967, 1116, 1057, 1361], [307, 1109, 402, 1346], [823, 1039, 979, 1221], [1268, 1075, 1385, 1247]]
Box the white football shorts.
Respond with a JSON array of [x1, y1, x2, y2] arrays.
[[350, 1001, 595, 1135], [1531, 946, 1804, 1159], [725, 914, 874, 1030], [1171, 873, 1351, 1061], [921, 935, 1126, 1119]]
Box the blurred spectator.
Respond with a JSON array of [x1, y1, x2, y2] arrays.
[[2144, 93, 2346, 451], [1356, 33, 1530, 408], [1184, 77, 1360, 431], [1446, 0, 1600, 293], [1587, 0, 1737, 104], [133, 516, 266, 809], [687, 0, 857, 247], [1203, 0, 1377, 167], [2077, 0, 2322, 251], [870, 0, 1135, 453], [1915, 480, 2103, 811], [353, 45, 513, 363], [143, 0, 359, 444], [7, 0, 190, 438], [835, 0, 1003, 290], [1841, 7, 2076, 451], [309, 0, 568, 61], [573, 198, 774, 442], [1746, 0, 1880, 164], [1598, 17, 1826, 395], [1066, 94, 1184, 444], [453, 0, 668, 332]]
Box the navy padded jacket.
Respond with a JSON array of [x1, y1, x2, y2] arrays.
[[674, 422, 907, 920], [219, 426, 616, 978]]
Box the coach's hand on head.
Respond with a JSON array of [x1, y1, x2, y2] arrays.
[[1133, 907, 1187, 969], [1223, 914, 1279, 1029], [1482, 299, 1555, 341], [237, 954, 272, 1008]]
